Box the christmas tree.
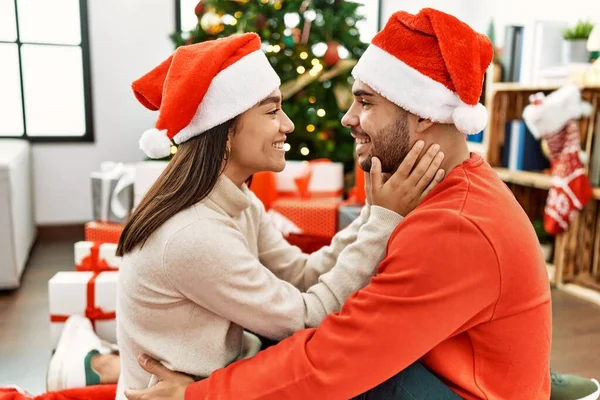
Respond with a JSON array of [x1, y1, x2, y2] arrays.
[[171, 0, 368, 170]]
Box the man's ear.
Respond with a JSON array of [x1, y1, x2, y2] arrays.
[[415, 116, 435, 133]]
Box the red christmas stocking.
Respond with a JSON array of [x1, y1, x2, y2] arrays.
[[542, 120, 592, 235], [524, 84, 593, 236]]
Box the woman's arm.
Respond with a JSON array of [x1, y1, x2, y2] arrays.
[[163, 216, 397, 341], [256, 199, 401, 291]]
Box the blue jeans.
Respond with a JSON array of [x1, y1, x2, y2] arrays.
[[353, 362, 462, 400]]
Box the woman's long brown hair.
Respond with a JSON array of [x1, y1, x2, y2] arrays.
[[116, 118, 236, 256]]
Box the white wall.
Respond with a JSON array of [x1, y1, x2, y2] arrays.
[[381, 0, 476, 31], [381, 0, 599, 44], [476, 0, 599, 47], [33, 0, 174, 224]]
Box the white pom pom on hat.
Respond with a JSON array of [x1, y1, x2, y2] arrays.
[[139, 128, 172, 159], [452, 103, 488, 135]]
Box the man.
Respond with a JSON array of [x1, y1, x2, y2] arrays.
[[119, 8, 596, 400]]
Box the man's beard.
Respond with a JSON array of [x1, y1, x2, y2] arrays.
[[359, 112, 411, 174]]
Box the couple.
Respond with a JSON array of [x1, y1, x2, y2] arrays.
[[47, 8, 597, 400]]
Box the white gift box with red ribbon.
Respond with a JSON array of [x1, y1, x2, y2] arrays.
[[48, 271, 117, 349], [275, 160, 344, 198], [74, 241, 121, 272]]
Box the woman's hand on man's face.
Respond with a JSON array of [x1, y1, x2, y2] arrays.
[[366, 140, 445, 216]]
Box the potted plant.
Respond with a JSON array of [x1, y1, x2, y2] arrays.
[[562, 20, 595, 63], [533, 219, 553, 262]]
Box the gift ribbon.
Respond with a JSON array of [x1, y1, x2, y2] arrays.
[[76, 242, 119, 272], [293, 158, 341, 199], [348, 160, 366, 204], [50, 272, 116, 329]]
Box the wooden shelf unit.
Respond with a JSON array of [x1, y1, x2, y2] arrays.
[[480, 73, 600, 288], [493, 168, 600, 200]]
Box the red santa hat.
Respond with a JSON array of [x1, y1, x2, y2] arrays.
[[352, 8, 493, 135], [132, 33, 280, 159], [523, 84, 592, 139]]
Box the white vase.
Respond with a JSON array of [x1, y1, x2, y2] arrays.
[[562, 39, 590, 63]]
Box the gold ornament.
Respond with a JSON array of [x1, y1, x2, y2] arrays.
[[170, 145, 178, 155], [200, 11, 224, 35], [318, 59, 357, 82], [333, 83, 354, 111], [280, 68, 322, 100]]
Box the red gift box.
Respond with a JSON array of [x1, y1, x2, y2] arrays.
[[85, 221, 124, 244], [286, 233, 331, 253], [270, 197, 342, 238]]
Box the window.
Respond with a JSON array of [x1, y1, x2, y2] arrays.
[[0, 0, 94, 142]]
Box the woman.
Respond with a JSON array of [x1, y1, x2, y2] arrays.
[[46, 33, 445, 396]]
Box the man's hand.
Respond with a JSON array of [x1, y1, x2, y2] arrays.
[[124, 354, 194, 400]]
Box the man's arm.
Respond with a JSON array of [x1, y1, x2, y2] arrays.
[[186, 211, 500, 399]]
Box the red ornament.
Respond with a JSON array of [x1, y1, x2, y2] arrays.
[[255, 13, 268, 30], [324, 41, 341, 66], [194, 0, 205, 16]]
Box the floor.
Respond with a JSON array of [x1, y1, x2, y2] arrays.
[[1, 238, 600, 395]]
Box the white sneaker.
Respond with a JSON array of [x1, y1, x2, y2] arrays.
[[47, 315, 103, 391]]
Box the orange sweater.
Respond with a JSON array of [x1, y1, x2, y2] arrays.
[[186, 154, 552, 399]]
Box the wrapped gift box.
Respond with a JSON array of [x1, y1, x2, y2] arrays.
[[275, 160, 344, 198], [91, 162, 135, 223], [134, 161, 169, 207], [74, 241, 121, 272], [286, 233, 332, 253], [337, 203, 363, 231], [48, 271, 118, 349], [270, 197, 342, 238], [85, 221, 124, 244]]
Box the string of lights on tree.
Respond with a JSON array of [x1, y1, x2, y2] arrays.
[[170, 0, 368, 170]]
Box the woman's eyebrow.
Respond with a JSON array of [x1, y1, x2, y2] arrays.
[[258, 96, 281, 106], [352, 89, 375, 97]]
